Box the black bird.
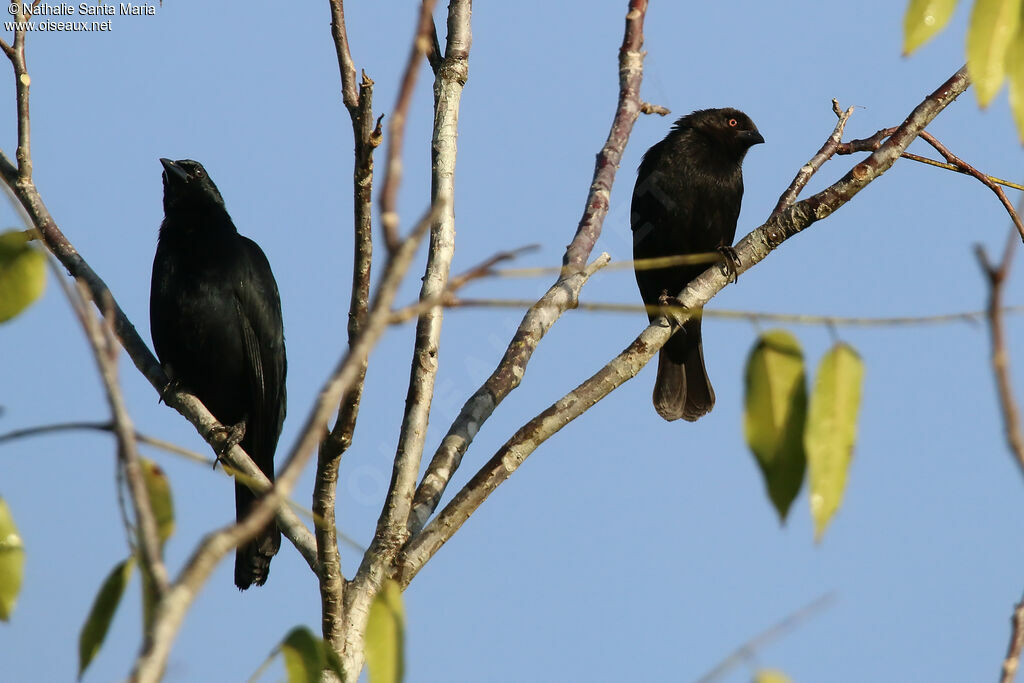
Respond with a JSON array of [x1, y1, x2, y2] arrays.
[[150, 158, 286, 589], [631, 108, 763, 422]]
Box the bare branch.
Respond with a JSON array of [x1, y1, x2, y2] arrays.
[[640, 101, 670, 116], [918, 131, 1024, 242], [408, 0, 651, 536], [837, 126, 1024, 193], [424, 1, 443, 75], [439, 296, 1020, 327], [317, 18, 382, 653], [772, 99, 855, 215], [0, 420, 212, 465], [379, 0, 439, 252], [976, 211, 1024, 475], [397, 65, 972, 583], [695, 593, 836, 683], [63, 281, 169, 601], [327, 0, 359, 111], [1003, 594, 1024, 683], [376, 0, 471, 551]]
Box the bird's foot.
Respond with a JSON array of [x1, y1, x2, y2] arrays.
[[157, 377, 182, 405], [658, 290, 685, 310], [718, 245, 740, 283], [209, 420, 246, 469], [657, 290, 688, 326]]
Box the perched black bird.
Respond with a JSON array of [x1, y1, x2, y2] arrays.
[[631, 108, 763, 422], [150, 158, 287, 589]]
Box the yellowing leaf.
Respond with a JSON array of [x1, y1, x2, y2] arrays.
[[805, 344, 865, 542], [0, 498, 25, 621], [140, 459, 175, 547], [903, 0, 960, 54], [1007, 22, 1024, 141], [967, 0, 1022, 105], [366, 579, 405, 683], [755, 669, 794, 683], [0, 230, 46, 323], [78, 558, 135, 679], [744, 330, 808, 521]]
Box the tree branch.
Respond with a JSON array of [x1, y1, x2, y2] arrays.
[[1003, 594, 1024, 683], [917, 131, 1024, 242], [340, 2, 471, 676], [772, 99, 855, 215], [0, 420, 212, 465], [374, 0, 471, 553], [976, 215, 1024, 475], [397, 65, 972, 583], [407, 0, 650, 536], [64, 281, 169, 602], [318, 4, 382, 656], [379, 0, 438, 252]]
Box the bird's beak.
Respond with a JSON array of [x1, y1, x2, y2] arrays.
[[741, 130, 765, 146], [159, 158, 188, 182]]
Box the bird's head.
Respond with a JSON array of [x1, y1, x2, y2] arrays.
[[159, 158, 227, 213], [678, 108, 764, 161]]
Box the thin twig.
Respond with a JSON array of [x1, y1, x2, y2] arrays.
[[407, 0, 652, 537], [837, 127, 1024, 193], [327, 0, 358, 112], [976, 211, 1024, 475], [0, 420, 212, 465], [396, 66, 972, 584], [1002, 595, 1024, 683], [772, 99, 855, 215], [438, 297, 1021, 327], [424, 0, 443, 74], [695, 593, 836, 683], [387, 244, 540, 324], [918, 131, 1024, 242], [63, 280, 169, 601], [318, 5, 382, 658], [378, 0, 438, 252]]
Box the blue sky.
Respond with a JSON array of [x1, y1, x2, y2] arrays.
[[3, 1, 1023, 681]]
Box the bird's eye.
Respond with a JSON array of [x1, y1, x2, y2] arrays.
[[194, 168, 204, 178], [728, 118, 738, 127]]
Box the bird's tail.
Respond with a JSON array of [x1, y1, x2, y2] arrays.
[[653, 319, 715, 422], [234, 481, 281, 590]]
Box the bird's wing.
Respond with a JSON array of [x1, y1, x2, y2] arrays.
[[232, 236, 287, 468]]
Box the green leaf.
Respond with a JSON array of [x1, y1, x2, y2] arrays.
[[279, 626, 343, 683], [138, 459, 174, 631], [140, 459, 175, 547], [903, 0, 959, 54], [967, 0, 1022, 105], [0, 498, 25, 621], [0, 230, 46, 323], [78, 557, 135, 679], [1007, 21, 1024, 141], [806, 344, 865, 542], [365, 579, 405, 683], [744, 330, 808, 520], [754, 669, 794, 683]]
